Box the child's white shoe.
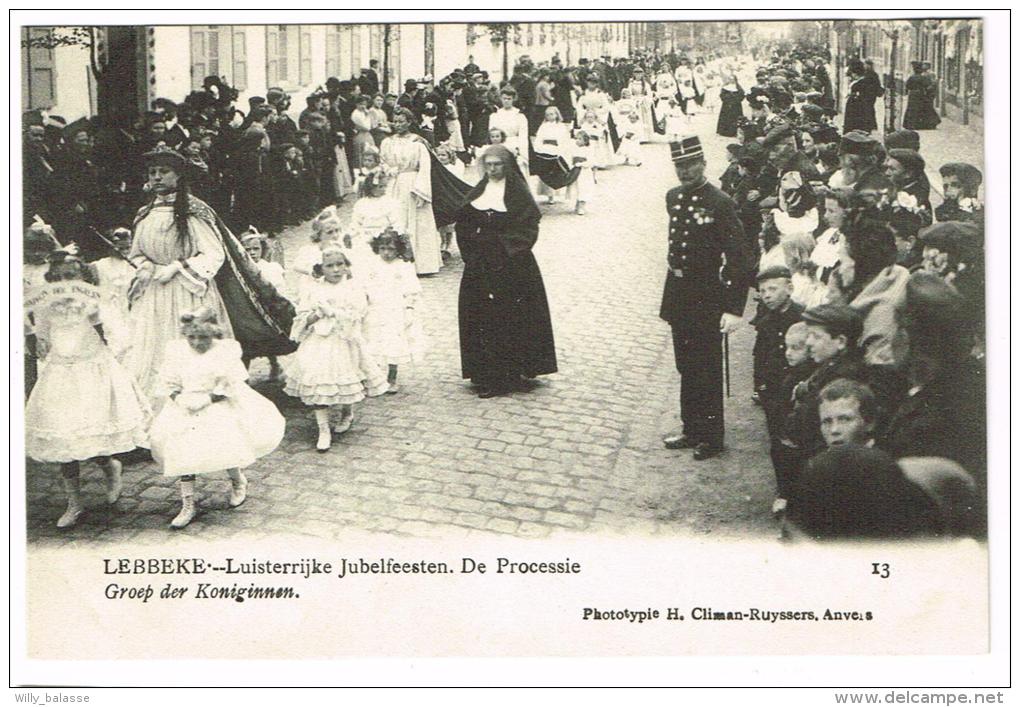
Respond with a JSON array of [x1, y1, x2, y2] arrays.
[[316, 426, 332, 452], [228, 470, 248, 508], [170, 480, 196, 529], [314, 409, 332, 452], [57, 475, 83, 528], [170, 500, 196, 529], [386, 382, 400, 395], [57, 502, 84, 529], [334, 410, 354, 434], [104, 459, 123, 504]]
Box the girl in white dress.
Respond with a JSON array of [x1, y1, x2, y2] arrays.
[[26, 253, 150, 528], [292, 206, 344, 300], [92, 226, 135, 361], [352, 145, 383, 194], [565, 131, 597, 216], [284, 245, 389, 451], [613, 89, 643, 166], [363, 230, 426, 393], [150, 307, 284, 528], [663, 98, 688, 139], [579, 109, 612, 170], [240, 228, 288, 380], [347, 171, 401, 272], [380, 109, 443, 275], [533, 107, 574, 202], [627, 69, 655, 142], [653, 68, 678, 118]]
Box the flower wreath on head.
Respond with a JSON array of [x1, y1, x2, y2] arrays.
[[370, 227, 414, 262]]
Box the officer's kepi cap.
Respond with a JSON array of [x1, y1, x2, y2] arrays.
[[670, 136, 703, 164]]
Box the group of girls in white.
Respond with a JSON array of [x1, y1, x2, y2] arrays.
[[26, 152, 428, 530]]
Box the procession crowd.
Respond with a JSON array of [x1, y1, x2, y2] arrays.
[[22, 37, 987, 542]]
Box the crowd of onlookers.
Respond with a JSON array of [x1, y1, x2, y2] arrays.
[[727, 42, 986, 540], [21, 50, 687, 251]]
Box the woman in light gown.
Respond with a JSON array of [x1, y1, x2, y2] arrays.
[[627, 68, 655, 143], [487, 85, 531, 177], [379, 108, 443, 275], [125, 146, 295, 405], [350, 94, 376, 170]]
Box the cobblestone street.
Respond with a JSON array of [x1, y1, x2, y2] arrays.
[[30, 95, 981, 546]]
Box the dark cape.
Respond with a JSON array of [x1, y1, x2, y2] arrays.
[[529, 142, 581, 189], [716, 86, 745, 137], [606, 112, 622, 152], [651, 100, 666, 135], [454, 145, 557, 385], [425, 143, 475, 229], [134, 195, 297, 359]]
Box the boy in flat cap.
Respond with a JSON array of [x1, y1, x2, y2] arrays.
[[785, 303, 867, 461], [752, 265, 805, 429], [660, 136, 753, 460]]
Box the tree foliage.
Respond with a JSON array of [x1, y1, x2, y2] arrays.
[[483, 23, 521, 46], [20, 26, 94, 49]]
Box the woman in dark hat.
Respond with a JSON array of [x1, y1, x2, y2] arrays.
[[935, 163, 983, 225], [454, 144, 557, 398], [842, 59, 880, 134], [884, 148, 932, 224], [125, 145, 294, 405], [902, 61, 941, 130]]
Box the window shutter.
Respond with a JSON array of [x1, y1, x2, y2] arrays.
[[266, 26, 279, 86], [232, 29, 247, 90], [191, 29, 206, 90], [300, 26, 312, 85], [350, 26, 361, 78], [27, 28, 56, 108], [325, 26, 338, 78], [208, 27, 220, 78]]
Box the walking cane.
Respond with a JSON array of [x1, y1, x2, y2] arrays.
[[723, 332, 731, 398]]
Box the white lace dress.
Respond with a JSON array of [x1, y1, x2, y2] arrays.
[[150, 338, 284, 476], [25, 290, 150, 463], [364, 259, 427, 366], [283, 277, 389, 405]]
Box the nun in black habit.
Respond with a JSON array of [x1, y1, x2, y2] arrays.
[[455, 144, 558, 398]]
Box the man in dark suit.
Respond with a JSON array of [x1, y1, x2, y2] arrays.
[[398, 79, 420, 120], [359, 60, 380, 96], [660, 137, 753, 460]]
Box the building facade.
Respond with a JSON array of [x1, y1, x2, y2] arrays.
[[21, 22, 638, 126]]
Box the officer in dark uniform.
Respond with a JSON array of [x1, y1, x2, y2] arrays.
[[660, 136, 753, 460]]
